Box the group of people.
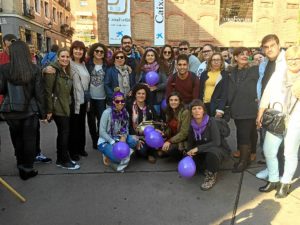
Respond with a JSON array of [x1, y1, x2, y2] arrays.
[[0, 33, 299, 197]]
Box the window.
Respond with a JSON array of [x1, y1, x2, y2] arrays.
[[53, 7, 57, 22], [66, 16, 69, 24], [44, 1, 49, 18], [60, 12, 64, 23], [34, 0, 41, 13]]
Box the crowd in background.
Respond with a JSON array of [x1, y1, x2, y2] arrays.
[[0, 33, 300, 198]]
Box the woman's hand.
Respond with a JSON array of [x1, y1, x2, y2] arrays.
[[46, 113, 52, 122], [256, 108, 265, 129], [43, 66, 56, 74], [215, 112, 223, 118], [137, 140, 145, 150], [120, 136, 126, 142], [186, 147, 198, 156], [162, 141, 171, 152]]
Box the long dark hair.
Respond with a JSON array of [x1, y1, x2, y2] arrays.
[[137, 48, 164, 75], [88, 42, 108, 65], [165, 92, 184, 121], [9, 40, 33, 84]]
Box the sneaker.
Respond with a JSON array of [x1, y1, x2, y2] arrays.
[[256, 168, 268, 180], [56, 161, 80, 170], [35, 153, 52, 163], [201, 170, 217, 191]]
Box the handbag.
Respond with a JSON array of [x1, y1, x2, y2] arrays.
[[262, 100, 298, 136], [136, 120, 166, 136], [262, 102, 286, 136]]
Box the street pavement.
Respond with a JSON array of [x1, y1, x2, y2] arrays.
[[0, 120, 299, 225]]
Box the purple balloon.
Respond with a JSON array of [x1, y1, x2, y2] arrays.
[[161, 98, 167, 110], [112, 142, 130, 160], [145, 130, 164, 149], [145, 71, 159, 86], [144, 125, 155, 136], [178, 156, 196, 178]]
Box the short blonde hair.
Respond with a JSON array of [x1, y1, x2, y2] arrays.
[[285, 46, 300, 60]]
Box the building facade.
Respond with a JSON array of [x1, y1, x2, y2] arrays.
[[70, 0, 98, 47], [97, 0, 300, 47], [0, 0, 73, 52]]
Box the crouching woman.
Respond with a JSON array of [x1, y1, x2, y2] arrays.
[[97, 88, 136, 172], [186, 99, 229, 191]]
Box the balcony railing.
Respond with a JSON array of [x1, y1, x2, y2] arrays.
[[23, 6, 35, 19], [60, 24, 74, 37], [59, 0, 65, 7]]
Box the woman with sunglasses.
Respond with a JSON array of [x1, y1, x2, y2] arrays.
[[228, 47, 259, 173], [199, 53, 228, 118], [104, 50, 136, 105], [160, 92, 190, 159], [126, 83, 159, 163], [138, 48, 167, 115], [86, 43, 108, 149], [160, 44, 176, 77], [186, 100, 229, 190], [98, 88, 136, 172]]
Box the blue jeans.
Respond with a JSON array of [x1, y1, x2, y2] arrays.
[[264, 127, 300, 183], [98, 135, 137, 163]]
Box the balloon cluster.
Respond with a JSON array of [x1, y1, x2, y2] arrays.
[[178, 156, 196, 178], [144, 125, 164, 149]]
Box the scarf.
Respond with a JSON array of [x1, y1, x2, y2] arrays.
[[191, 115, 209, 141], [142, 61, 159, 73], [165, 59, 176, 76], [116, 65, 130, 95], [111, 106, 128, 137], [132, 101, 147, 132]]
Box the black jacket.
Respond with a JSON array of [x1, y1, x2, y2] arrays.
[[0, 63, 46, 119], [199, 70, 229, 115], [227, 66, 259, 119]]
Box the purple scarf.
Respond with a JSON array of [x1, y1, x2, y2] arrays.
[[191, 115, 209, 141], [142, 61, 159, 73], [111, 105, 128, 136]]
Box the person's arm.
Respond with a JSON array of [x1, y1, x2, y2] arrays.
[[104, 68, 114, 104], [99, 109, 115, 144], [216, 71, 229, 115], [189, 55, 201, 74], [71, 67, 82, 114], [156, 70, 167, 91], [169, 109, 191, 144], [34, 67, 46, 119], [43, 70, 56, 115], [165, 75, 173, 99], [193, 74, 200, 100]]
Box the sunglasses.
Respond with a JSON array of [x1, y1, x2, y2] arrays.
[[179, 48, 188, 51], [202, 50, 212, 54], [163, 51, 171, 54], [94, 49, 104, 54], [114, 100, 125, 104], [115, 55, 125, 60]]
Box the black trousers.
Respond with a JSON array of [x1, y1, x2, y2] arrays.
[[234, 119, 257, 153], [194, 152, 220, 173], [69, 103, 87, 156], [87, 99, 106, 146], [53, 115, 71, 163], [7, 115, 38, 168]]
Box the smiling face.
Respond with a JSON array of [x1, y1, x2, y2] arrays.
[[113, 95, 125, 111], [135, 88, 147, 103], [235, 50, 249, 68], [169, 95, 180, 110], [202, 45, 214, 61], [210, 54, 222, 71], [114, 53, 125, 66], [73, 47, 84, 61], [145, 51, 156, 64], [286, 47, 300, 74], [176, 59, 189, 76], [57, 50, 70, 68], [192, 105, 205, 120], [121, 37, 133, 53], [163, 46, 172, 60], [93, 47, 104, 60]]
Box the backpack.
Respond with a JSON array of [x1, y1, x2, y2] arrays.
[[213, 117, 231, 152]]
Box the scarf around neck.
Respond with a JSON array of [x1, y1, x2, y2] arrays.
[[191, 115, 209, 141], [132, 101, 147, 132], [143, 61, 159, 73], [111, 106, 128, 137]]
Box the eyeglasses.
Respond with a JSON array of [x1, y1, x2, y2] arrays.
[[163, 51, 171, 55], [10, 39, 16, 43], [212, 59, 221, 62], [287, 58, 300, 63], [179, 48, 188, 51], [202, 50, 212, 54], [94, 49, 104, 54], [114, 100, 125, 104], [115, 56, 125, 60]]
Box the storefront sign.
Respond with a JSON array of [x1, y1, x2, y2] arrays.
[[107, 0, 131, 45], [154, 0, 165, 46]]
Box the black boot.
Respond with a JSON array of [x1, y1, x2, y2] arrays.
[[275, 183, 291, 198], [18, 165, 38, 180], [259, 181, 280, 192], [232, 145, 251, 173]]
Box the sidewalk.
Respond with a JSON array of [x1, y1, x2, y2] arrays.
[[0, 121, 299, 225]]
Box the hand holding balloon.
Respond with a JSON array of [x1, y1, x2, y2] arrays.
[[186, 147, 198, 156], [145, 71, 159, 87], [112, 142, 130, 160]]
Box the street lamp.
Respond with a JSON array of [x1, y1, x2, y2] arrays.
[[43, 22, 53, 52]]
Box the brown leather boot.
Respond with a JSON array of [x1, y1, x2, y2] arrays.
[[232, 145, 251, 173]]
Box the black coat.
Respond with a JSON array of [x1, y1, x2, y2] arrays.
[[227, 66, 259, 119], [0, 63, 46, 119], [199, 70, 229, 115], [187, 118, 228, 161]]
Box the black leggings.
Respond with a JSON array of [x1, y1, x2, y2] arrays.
[[234, 119, 257, 153], [194, 152, 220, 173]]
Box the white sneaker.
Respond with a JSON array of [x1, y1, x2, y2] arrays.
[[256, 168, 268, 180]]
